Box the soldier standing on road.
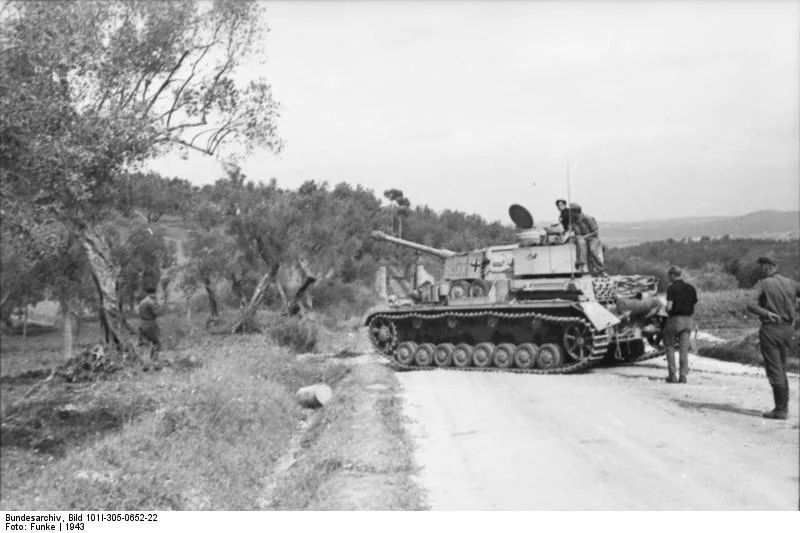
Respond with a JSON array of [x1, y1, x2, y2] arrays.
[[663, 266, 698, 384], [138, 287, 161, 368], [746, 255, 799, 420]]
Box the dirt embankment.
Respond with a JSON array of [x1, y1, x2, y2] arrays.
[[262, 353, 424, 510]]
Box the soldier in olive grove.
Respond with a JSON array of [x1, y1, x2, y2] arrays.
[[138, 287, 162, 368]]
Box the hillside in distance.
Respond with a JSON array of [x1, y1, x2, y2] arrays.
[[601, 210, 800, 247]]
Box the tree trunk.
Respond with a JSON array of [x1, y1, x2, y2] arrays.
[[231, 264, 280, 334], [290, 259, 319, 314], [204, 279, 219, 317], [22, 303, 28, 346], [273, 277, 288, 307], [286, 275, 317, 316], [230, 274, 246, 309], [62, 303, 74, 361], [83, 227, 138, 355]]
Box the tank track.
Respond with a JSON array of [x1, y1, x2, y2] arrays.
[[366, 309, 610, 375]]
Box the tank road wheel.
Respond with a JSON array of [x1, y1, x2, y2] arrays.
[[514, 343, 539, 369], [563, 323, 594, 361], [537, 343, 564, 370], [472, 342, 495, 368], [448, 280, 471, 299], [452, 343, 473, 368], [434, 343, 455, 367], [414, 343, 436, 367], [492, 343, 516, 369], [395, 342, 417, 366], [367, 318, 396, 355], [468, 279, 491, 297]]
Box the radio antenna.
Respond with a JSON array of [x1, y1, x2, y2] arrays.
[[567, 159, 575, 279]]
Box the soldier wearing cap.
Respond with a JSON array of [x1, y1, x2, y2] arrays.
[[746, 254, 799, 420], [663, 266, 698, 383]]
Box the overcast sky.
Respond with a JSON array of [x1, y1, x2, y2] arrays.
[[150, 0, 800, 225]]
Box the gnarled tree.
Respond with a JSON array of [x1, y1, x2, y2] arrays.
[[1, 0, 282, 354]]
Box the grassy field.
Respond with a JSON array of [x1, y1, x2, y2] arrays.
[[0, 308, 421, 511], [693, 290, 799, 373]]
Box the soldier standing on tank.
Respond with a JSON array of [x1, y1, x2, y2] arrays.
[[663, 266, 698, 384], [555, 198, 571, 231], [569, 203, 605, 275], [746, 255, 799, 420], [138, 287, 162, 369]]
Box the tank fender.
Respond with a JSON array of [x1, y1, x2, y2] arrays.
[[576, 301, 620, 331]]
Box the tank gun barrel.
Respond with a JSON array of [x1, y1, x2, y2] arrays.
[[371, 230, 457, 259]]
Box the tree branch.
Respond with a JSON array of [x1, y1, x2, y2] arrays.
[[143, 50, 189, 116]]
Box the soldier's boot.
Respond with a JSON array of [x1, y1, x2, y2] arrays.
[[665, 374, 678, 384], [763, 386, 789, 420]]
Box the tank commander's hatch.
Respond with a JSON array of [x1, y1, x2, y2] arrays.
[[509, 204, 534, 229]]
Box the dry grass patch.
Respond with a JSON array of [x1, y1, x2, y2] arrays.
[[265, 359, 425, 511], [1, 333, 349, 510]]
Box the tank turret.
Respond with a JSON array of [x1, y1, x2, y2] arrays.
[[364, 204, 664, 374]]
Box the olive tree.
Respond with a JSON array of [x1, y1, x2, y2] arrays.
[[1, 0, 282, 353]]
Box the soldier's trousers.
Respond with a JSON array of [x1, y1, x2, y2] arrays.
[[759, 324, 794, 409], [138, 320, 161, 359], [664, 315, 694, 378], [575, 237, 605, 273]]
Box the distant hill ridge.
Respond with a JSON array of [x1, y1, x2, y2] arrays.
[[602, 210, 799, 247]]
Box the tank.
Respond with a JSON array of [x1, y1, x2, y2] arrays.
[[364, 204, 666, 374]]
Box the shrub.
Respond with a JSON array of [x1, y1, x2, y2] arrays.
[[685, 263, 739, 292], [268, 316, 319, 353], [311, 280, 379, 320]]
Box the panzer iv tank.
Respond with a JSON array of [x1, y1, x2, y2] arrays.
[[365, 204, 665, 374]]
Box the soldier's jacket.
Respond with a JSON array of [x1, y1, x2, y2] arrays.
[[573, 213, 599, 238]]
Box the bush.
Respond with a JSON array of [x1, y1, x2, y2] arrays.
[[686, 263, 739, 292], [311, 280, 379, 320], [268, 316, 319, 353]]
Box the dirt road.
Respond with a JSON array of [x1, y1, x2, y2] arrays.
[[397, 354, 799, 510]]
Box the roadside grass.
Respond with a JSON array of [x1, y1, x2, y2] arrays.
[[0, 317, 350, 510], [265, 360, 424, 510], [694, 289, 754, 332], [693, 289, 799, 373], [1, 304, 423, 511]]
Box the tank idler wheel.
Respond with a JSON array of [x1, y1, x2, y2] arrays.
[[452, 343, 473, 368], [434, 343, 455, 367], [563, 323, 594, 361], [537, 343, 564, 370], [395, 342, 418, 366], [368, 318, 395, 354], [414, 343, 436, 367], [514, 343, 539, 369], [472, 342, 495, 368], [449, 281, 471, 299], [468, 279, 491, 297], [492, 343, 516, 369]]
